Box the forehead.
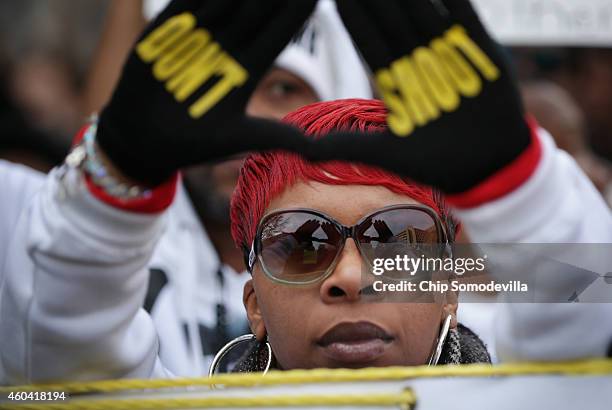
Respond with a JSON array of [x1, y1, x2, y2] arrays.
[[265, 181, 420, 226]]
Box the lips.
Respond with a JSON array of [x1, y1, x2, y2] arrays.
[[317, 321, 394, 365]]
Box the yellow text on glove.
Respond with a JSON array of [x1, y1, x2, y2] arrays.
[[136, 12, 248, 119], [377, 25, 500, 136]]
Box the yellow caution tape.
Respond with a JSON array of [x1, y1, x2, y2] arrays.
[[0, 390, 416, 410], [1, 358, 610, 396]]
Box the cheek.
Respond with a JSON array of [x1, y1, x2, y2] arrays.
[[246, 93, 285, 120], [252, 274, 318, 369], [390, 303, 443, 365]]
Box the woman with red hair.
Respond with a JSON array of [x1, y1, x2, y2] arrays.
[[209, 99, 490, 372]]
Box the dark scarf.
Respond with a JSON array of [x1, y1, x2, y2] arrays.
[[230, 323, 491, 373]]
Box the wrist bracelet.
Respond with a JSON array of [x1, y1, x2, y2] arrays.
[[69, 118, 152, 200]]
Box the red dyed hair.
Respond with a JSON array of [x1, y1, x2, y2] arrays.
[[230, 99, 456, 258]]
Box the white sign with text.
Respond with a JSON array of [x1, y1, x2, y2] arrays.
[[473, 0, 612, 46]]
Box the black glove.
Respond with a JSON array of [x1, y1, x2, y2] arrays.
[[310, 0, 533, 194], [97, 0, 316, 186]]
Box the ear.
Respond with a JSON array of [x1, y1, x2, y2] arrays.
[[243, 279, 267, 341]]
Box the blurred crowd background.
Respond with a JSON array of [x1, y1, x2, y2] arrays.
[[1, 0, 611, 205], [0, 0, 106, 170]]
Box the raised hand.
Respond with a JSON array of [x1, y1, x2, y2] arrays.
[[97, 0, 316, 185], [312, 0, 535, 195]]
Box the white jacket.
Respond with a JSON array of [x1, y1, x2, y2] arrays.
[[1, 129, 611, 384], [0, 161, 44, 278], [454, 131, 612, 362], [141, 185, 250, 376], [0, 161, 248, 383]]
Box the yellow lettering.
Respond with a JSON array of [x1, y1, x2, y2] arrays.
[[166, 42, 223, 101], [413, 47, 460, 112], [376, 25, 500, 137], [188, 55, 248, 118], [137, 13, 250, 118], [445, 25, 500, 82], [391, 56, 439, 126], [431, 38, 482, 97], [153, 29, 210, 81], [376, 68, 414, 136], [136, 12, 196, 63]]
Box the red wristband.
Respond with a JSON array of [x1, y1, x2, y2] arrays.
[[72, 123, 179, 213], [85, 172, 179, 214]]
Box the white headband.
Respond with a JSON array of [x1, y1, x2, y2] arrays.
[[274, 0, 372, 100]]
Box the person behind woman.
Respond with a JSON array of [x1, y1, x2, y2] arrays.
[[210, 98, 490, 373]]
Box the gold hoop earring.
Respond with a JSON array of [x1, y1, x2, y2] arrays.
[[428, 314, 452, 366]]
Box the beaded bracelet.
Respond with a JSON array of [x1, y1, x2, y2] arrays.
[[67, 118, 152, 200]]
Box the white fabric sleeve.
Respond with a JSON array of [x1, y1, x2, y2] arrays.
[[0, 161, 45, 276], [454, 129, 612, 362], [0, 161, 45, 381], [0, 166, 173, 383]]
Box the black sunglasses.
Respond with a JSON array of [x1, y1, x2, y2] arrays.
[[248, 204, 449, 285]]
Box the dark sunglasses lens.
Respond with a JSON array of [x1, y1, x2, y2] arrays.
[[358, 208, 441, 245], [357, 208, 444, 272], [259, 212, 342, 283]]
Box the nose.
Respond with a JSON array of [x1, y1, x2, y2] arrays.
[[320, 239, 366, 303]]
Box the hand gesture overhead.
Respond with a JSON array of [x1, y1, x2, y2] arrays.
[[97, 0, 317, 185], [312, 0, 536, 195]]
